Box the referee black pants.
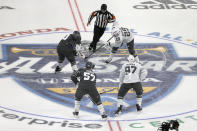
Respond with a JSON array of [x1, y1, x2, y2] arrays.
[[90, 26, 105, 50]]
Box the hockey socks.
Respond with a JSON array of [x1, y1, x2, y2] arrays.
[[117, 98, 123, 107], [74, 100, 80, 112], [97, 104, 105, 115], [97, 104, 107, 120], [136, 97, 142, 106]]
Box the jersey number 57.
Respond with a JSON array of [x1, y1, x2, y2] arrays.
[[84, 72, 95, 81]]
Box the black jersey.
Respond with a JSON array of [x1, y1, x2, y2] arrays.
[[71, 68, 96, 88], [58, 33, 81, 50]]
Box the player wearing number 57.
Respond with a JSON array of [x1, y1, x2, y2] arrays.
[[71, 61, 108, 120]]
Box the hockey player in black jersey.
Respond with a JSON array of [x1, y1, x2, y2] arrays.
[[55, 31, 85, 73], [71, 61, 107, 120]]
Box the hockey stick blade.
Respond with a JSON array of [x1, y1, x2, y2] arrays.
[[99, 87, 119, 95], [85, 36, 113, 59]]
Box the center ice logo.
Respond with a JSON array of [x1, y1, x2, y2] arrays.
[[0, 43, 196, 116]]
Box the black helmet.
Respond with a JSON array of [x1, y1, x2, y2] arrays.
[[86, 61, 95, 69], [72, 31, 81, 44], [101, 4, 107, 11], [73, 31, 80, 35]]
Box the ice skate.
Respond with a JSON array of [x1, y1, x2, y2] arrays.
[[114, 106, 122, 117], [101, 114, 108, 120], [136, 104, 142, 112], [55, 66, 62, 73], [73, 111, 79, 118]]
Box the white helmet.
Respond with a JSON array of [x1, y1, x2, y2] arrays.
[[111, 26, 120, 37], [127, 55, 135, 63]]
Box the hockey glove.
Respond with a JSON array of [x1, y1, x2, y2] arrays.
[[73, 50, 78, 56], [76, 44, 85, 59], [77, 52, 85, 59]]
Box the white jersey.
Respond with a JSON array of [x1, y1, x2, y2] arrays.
[[119, 61, 148, 84], [114, 27, 134, 47]]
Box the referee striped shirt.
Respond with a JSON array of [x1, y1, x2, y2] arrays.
[[88, 10, 116, 28]]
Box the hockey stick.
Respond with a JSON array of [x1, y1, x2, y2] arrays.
[[85, 36, 114, 59], [87, 87, 119, 106], [99, 87, 119, 95]]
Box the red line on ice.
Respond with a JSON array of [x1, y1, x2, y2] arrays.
[[67, 0, 80, 31], [74, 0, 87, 32], [107, 121, 113, 131], [116, 121, 122, 131]]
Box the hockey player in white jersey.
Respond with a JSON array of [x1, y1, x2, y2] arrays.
[[114, 55, 147, 116], [105, 22, 139, 63]]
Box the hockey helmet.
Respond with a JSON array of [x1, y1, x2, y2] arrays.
[[72, 31, 81, 44], [86, 61, 95, 69], [101, 4, 107, 11], [73, 31, 80, 35], [111, 26, 120, 37], [127, 55, 135, 63]]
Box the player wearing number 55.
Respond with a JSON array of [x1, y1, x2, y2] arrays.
[[71, 61, 108, 120], [105, 22, 140, 64]]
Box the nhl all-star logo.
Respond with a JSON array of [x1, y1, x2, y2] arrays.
[[0, 41, 197, 116], [133, 0, 197, 9]]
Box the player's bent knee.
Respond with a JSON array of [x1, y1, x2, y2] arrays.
[[75, 94, 82, 101], [136, 90, 143, 96], [137, 95, 142, 98], [94, 99, 101, 105], [96, 101, 102, 105], [75, 97, 81, 101], [94, 97, 102, 105], [118, 96, 124, 99]]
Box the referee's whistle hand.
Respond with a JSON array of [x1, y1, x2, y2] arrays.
[[104, 19, 108, 23]]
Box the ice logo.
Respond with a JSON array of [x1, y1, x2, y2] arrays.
[[0, 42, 196, 116]]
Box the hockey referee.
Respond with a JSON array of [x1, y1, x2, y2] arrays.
[[87, 4, 116, 52]]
